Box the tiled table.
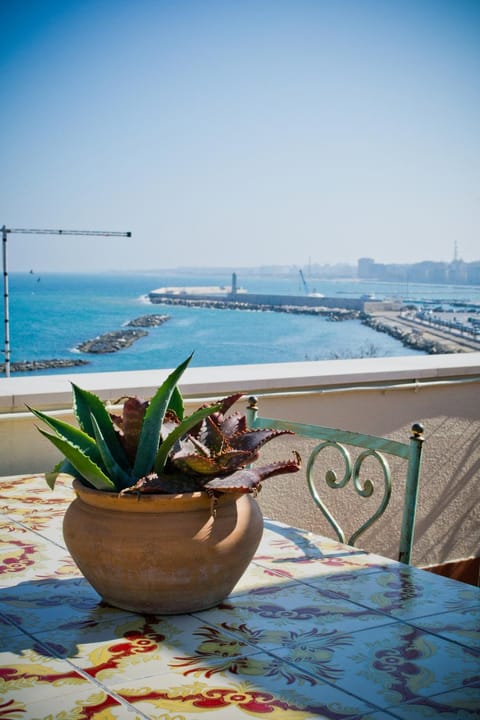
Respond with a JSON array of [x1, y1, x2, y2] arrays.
[[0, 474, 478, 719]]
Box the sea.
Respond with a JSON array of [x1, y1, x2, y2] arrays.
[[3, 270, 480, 377]]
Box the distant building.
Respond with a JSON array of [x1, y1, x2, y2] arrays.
[[357, 258, 480, 286]]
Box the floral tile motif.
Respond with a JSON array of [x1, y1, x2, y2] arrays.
[[0, 576, 134, 636], [305, 564, 480, 620], [260, 520, 380, 562], [109, 652, 377, 719], [273, 621, 480, 710], [229, 560, 294, 595], [0, 634, 92, 708], [22, 688, 142, 720], [408, 606, 480, 650], [29, 613, 257, 687], [0, 474, 72, 526], [0, 476, 478, 720], [253, 548, 392, 583], [262, 519, 368, 558], [0, 532, 80, 588], [387, 683, 480, 719], [194, 581, 392, 651], [255, 521, 398, 584]]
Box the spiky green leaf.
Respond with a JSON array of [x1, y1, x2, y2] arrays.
[[37, 428, 116, 491], [168, 385, 184, 421], [90, 414, 133, 491], [133, 353, 193, 478], [71, 384, 129, 470], [45, 458, 77, 490], [27, 405, 103, 465]]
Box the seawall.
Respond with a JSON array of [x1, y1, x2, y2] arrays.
[[149, 290, 364, 311]]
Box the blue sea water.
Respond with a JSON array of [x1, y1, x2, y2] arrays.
[[4, 271, 480, 376]]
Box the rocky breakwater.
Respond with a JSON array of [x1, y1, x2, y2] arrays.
[[150, 296, 360, 320], [362, 314, 463, 354], [77, 314, 170, 354], [126, 314, 170, 328], [1, 358, 89, 373], [77, 329, 148, 354]]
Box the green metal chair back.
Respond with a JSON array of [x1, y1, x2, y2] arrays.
[[246, 396, 424, 565]]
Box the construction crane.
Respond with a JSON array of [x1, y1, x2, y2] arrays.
[[1, 226, 132, 377], [299, 269, 309, 295]]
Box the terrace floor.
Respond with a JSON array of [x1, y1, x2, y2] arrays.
[[1, 474, 479, 719]]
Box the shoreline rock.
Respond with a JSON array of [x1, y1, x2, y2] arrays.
[[1, 358, 90, 373], [150, 297, 359, 320], [77, 329, 148, 354], [126, 314, 170, 328], [362, 315, 463, 354]]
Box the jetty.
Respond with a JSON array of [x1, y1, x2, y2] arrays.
[[0, 358, 89, 373], [77, 314, 171, 354], [77, 329, 148, 354], [148, 274, 480, 355], [149, 272, 402, 313]]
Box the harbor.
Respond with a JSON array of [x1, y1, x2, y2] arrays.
[[3, 271, 480, 376], [148, 274, 480, 356]]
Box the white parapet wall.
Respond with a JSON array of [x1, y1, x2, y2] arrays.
[[1, 353, 479, 567]]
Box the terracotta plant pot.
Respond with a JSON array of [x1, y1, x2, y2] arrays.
[[63, 479, 264, 614]]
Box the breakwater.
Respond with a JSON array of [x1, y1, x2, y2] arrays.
[[2, 315, 172, 374], [77, 314, 170, 354], [150, 295, 360, 320], [1, 358, 89, 373], [149, 289, 364, 311], [362, 315, 468, 354], [149, 293, 469, 355]]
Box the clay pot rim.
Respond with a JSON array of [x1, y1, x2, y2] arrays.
[[71, 478, 241, 513]]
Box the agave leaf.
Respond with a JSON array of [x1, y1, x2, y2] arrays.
[[230, 428, 294, 453], [154, 402, 223, 473], [203, 468, 262, 493], [133, 354, 193, 478], [90, 415, 133, 491], [45, 458, 77, 490], [195, 416, 228, 454], [209, 393, 243, 424], [122, 472, 201, 495], [27, 405, 103, 464], [172, 449, 253, 476], [203, 453, 302, 493], [219, 412, 247, 437], [168, 385, 184, 421], [120, 397, 148, 465], [37, 428, 116, 491], [72, 384, 129, 470], [189, 393, 243, 438]]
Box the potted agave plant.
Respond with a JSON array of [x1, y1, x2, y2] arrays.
[[29, 354, 300, 614]]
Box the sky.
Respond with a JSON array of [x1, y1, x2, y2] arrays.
[[1, 0, 479, 272]]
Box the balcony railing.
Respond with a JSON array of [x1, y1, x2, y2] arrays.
[[1, 352, 479, 569]]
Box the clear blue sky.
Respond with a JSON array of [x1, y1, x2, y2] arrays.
[[1, 0, 479, 272]]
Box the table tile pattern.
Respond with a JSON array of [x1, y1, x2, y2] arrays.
[[0, 474, 479, 719]]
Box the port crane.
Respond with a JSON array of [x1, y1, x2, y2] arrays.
[[1, 226, 132, 377], [299, 269, 309, 295]]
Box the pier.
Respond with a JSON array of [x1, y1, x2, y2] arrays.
[[148, 284, 480, 355]]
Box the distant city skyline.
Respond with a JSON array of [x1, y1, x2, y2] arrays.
[[1, 0, 479, 272]]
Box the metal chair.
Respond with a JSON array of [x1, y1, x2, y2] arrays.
[[246, 396, 424, 564]]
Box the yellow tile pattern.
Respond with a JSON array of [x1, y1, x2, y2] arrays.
[[0, 475, 479, 719]]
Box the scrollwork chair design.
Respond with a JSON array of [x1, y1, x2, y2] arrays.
[[246, 397, 424, 565]]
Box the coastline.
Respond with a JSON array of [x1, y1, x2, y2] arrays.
[[6, 272, 480, 375], [149, 295, 471, 355]]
